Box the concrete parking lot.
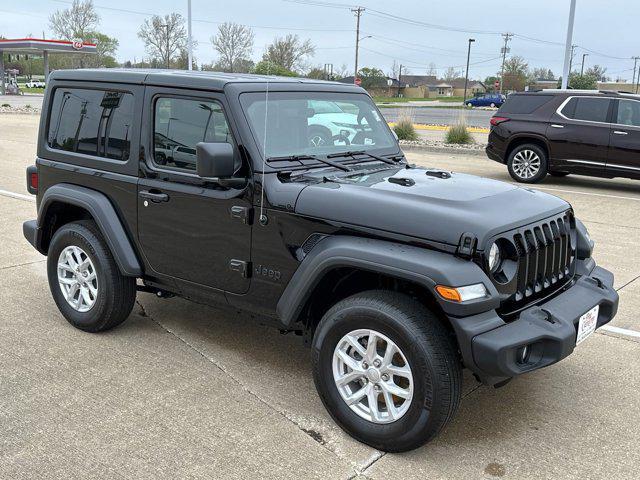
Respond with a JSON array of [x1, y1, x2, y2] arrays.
[[1, 114, 639, 479]]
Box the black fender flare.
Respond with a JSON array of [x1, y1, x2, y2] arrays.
[[276, 235, 499, 327], [37, 183, 142, 276]]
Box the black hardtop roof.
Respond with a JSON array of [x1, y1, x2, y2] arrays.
[[48, 68, 358, 91]]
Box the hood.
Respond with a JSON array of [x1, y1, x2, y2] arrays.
[[294, 166, 570, 248]]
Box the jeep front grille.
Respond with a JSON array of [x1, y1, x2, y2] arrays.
[[499, 212, 576, 314]]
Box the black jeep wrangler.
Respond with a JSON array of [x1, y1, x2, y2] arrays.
[[23, 69, 618, 452]]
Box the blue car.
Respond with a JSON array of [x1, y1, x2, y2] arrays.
[[465, 93, 506, 108]]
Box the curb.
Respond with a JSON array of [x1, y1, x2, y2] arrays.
[[399, 143, 487, 157]]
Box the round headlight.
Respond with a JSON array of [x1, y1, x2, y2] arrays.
[[488, 242, 502, 273]]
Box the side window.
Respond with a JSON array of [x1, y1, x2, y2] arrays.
[[561, 97, 610, 123], [48, 88, 134, 160], [615, 99, 640, 127], [153, 97, 232, 171]]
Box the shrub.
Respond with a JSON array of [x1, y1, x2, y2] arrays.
[[393, 115, 418, 141], [445, 122, 473, 144], [1, 103, 10, 108]]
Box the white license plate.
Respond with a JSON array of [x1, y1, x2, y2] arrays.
[[576, 305, 599, 345]]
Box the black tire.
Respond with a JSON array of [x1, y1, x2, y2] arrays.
[[507, 143, 548, 183], [550, 171, 570, 177], [47, 220, 136, 332], [308, 127, 332, 148], [312, 290, 462, 452]]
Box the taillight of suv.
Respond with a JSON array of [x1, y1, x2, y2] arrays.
[[26, 165, 38, 194], [490, 116, 510, 127]]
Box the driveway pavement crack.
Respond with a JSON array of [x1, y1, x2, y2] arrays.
[[135, 299, 342, 458], [616, 274, 640, 292], [0, 259, 45, 271]]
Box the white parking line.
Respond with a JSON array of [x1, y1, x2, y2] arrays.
[[0, 189, 35, 202], [601, 325, 640, 339], [525, 185, 640, 202]]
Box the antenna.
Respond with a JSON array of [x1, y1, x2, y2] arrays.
[[259, 66, 271, 226]]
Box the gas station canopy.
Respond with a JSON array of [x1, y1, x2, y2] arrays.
[[0, 38, 97, 94]]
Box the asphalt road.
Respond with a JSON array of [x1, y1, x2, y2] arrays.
[[1, 114, 639, 479], [380, 107, 494, 127]]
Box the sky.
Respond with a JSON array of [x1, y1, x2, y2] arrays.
[[0, 0, 638, 82]]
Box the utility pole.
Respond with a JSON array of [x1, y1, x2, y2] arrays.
[[568, 44, 577, 75], [632, 57, 640, 89], [398, 64, 403, 97], [463, 38, 475, 105], [187, 0, 193, 70], [499, 33, 512, 94], [351, 6, 365, 84], [561, 0, 577, 89], [580, 53, 588, 75]]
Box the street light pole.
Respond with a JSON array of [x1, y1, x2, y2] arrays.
[[187, 0, 193, 70], [463, 38, 475, 105], [561, 0, 577, 89], [580, 53, 588, 75]]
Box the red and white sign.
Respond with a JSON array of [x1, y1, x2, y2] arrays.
[[72, 40, 84, 50], [494, 80, 500, 89], [355, 77, 362, 86]]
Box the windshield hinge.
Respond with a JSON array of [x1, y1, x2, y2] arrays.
[[457, 232, 477, 259]]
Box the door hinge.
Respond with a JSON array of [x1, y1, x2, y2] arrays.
[[457, 232, 477, 259], [229, 259, 251, 278], [230, 206, 253, 225]]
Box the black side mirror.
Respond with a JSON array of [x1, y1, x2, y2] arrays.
[[196, 142, 236, 178]]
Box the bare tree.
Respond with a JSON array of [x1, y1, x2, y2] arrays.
[[49, 0, 99, 40], [585, 65, 609, 82], [211, 22, 254, 73], [138, 13, 187, 68], [389, 60, 400, 79], [443, 67, 462, 81], [426, 62, 437, 76], [263, 34, 315, 72]]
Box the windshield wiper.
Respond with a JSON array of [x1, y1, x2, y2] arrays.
[[266, 154, 352, 172], [326, 150, 399, 165]]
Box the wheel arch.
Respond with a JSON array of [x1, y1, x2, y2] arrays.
[[36, 184, 142, 276], [505, 135, 550, 163], [276, 235, 499, 332]]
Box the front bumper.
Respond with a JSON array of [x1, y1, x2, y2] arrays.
[[449, 263, 618, 385]]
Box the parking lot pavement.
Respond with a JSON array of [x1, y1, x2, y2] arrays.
[[2, 115, 640, 478]]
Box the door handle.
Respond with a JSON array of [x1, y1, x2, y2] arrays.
[[550, 124, 564, 129], [139, 190, 169, 202], [613, 130, 628, 135]]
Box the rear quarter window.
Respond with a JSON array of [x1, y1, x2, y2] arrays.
[[47, 87, 134, 161], [498, 95, 553, 114]]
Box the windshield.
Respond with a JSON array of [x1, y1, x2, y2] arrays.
[[240, 92, 397, 160]]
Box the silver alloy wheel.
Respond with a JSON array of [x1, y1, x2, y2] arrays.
[[332, 329, 414, 424], [512, 149, 541, 179], [57, 246, 98, 313]]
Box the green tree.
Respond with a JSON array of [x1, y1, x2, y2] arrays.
[[262, 34, 314, 72], [501, 56, 529, 91], [306, 67, 326, 80], [568, 73, 597, 89], [357, 67, 386, 89], [252, 60, 297, 77]]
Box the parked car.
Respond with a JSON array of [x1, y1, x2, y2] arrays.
[[25, 79, 45, 89], [23, 69, 618, 452], [486, 90, 640, 183], [466, 93, 506, 108]]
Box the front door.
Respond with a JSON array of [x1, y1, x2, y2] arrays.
[[137, 89, 252, 294], [546, 96, 612, 176], [607, 98, 640, 179]]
